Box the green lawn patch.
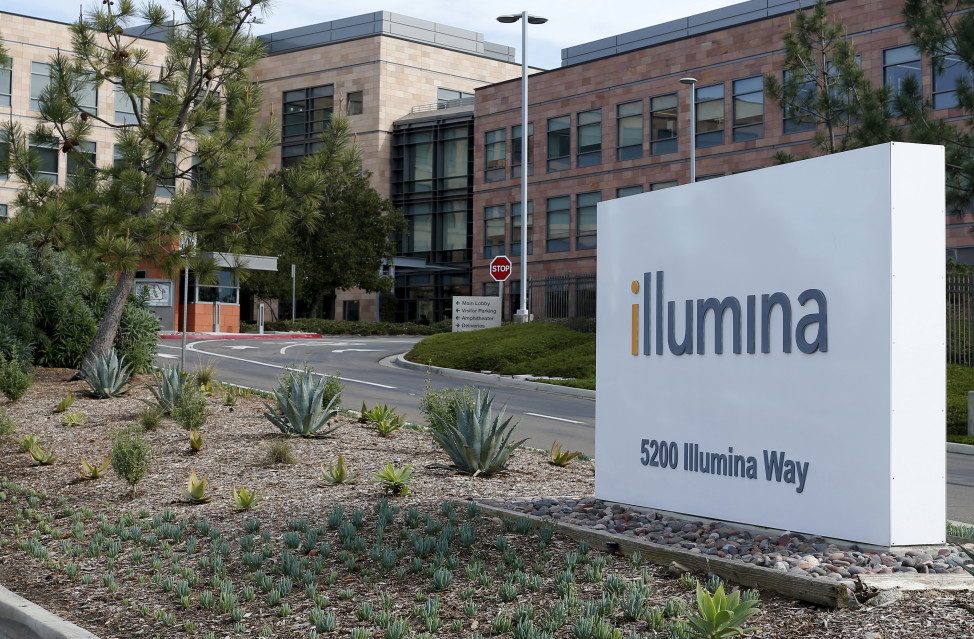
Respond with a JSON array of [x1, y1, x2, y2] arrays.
[[948, 364, 974, 436], [405, 323, 595, 388]]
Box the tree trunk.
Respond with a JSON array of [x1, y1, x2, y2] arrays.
[[78, 269, 137, 377]]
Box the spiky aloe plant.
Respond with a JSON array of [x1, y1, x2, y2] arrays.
[[429, 390, 527, 476], [263, 370, 341, 436], [147, 366, 189, 414], [82, 350, 132, 399]]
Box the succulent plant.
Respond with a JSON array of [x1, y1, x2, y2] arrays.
[[317, 454, 359, 486], [77, 454, 111, 480], [373, 462, 414, 496], [686, 584, 760, 639], [147, 366, 189, 413], [82, 349, 132, 399], [429, 390, 526, 476], [188, 428, 204, 453], [28, 443, 57, 465], [263, 370, 341, 436], [549, 441, 583, 467], [230, 484, 262, 511], [182, 470, 211, 504]]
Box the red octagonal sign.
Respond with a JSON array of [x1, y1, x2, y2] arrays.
[[489, 255, 513, 282]]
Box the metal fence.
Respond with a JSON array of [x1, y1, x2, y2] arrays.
[[527, 274, 597, 321], [948, 273, 974, 366]]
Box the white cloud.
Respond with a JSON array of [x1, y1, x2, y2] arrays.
[[6, 0, 741, 70]]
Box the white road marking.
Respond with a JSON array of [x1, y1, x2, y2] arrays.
[[332, 349, 382, 353], [279, 341, 364, 355], [524, 412, 585, 424], [225, 345, 258, 350], [157, 353, 179, 359], [184, 341, 396, 389]]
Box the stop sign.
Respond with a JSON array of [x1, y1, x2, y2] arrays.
[[489, 255, 513, 282]]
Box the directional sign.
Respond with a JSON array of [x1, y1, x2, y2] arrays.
[[489, 255, 513, 282], [452, 296, 502, 332]]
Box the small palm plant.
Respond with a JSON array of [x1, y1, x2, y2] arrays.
[[263, 370, 341, 437], [686, 584, 760, 639], [82, 349, 132, 398], [429, 390, 526, 476]]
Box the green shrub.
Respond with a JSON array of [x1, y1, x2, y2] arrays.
[[420, 380, 476, 431], [948, 364, 974, 435], [264, 438, 296, 465], [323, 373, 343, 409], [110, 425, 153, 495], [0, 357, 33, 401], [263, 318, 450, 336], [429, 390, 526, 476], [171, 385, 207, 431], [115, 290, 162, 374], [0, 407, 15, 437]]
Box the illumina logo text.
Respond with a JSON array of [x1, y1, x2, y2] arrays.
[[629, 271, 828, 357]]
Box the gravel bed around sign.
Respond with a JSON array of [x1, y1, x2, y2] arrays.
[[479, 497, 973, 591]]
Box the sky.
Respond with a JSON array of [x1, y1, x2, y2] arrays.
[[9, 0, 743, 70]]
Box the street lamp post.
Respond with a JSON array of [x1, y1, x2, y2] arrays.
[[498, 11, 547, 323], [680, 77, 697, 184]]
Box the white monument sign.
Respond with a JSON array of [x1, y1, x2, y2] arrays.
[[596, 143, 945, 547], [452, 296, 502, 332]]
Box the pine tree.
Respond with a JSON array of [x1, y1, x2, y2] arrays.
[[0, 0, 289, 374]]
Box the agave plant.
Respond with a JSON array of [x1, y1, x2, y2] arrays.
[[263, 370, 341, 437], [429, 390, 527, 476], [28, 443, 57, 466], [82, 350, 132, 399], [374, 463, 414, 496], [188, 428, 204, 453], [147, 366, 189, 414], [230, 484, 262, 511], [183, 470, 211, 504], [686, 584, 760, 638], [317, 455, 359, 486], [549, 442, 583, 467], [78, 454, 111, 480]]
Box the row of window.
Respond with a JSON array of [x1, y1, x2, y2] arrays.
[[481, 44, 967, 180]]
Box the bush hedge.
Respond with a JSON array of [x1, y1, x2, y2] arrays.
[[263, 318, 451, 336]]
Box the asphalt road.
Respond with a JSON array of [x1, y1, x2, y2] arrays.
[[155, 336, 597, 455], [156, 335, 974, 525]]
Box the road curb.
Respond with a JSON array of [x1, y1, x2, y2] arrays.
[[0, 583, 100, 639], [389, 354, 595, 400], [158, 332, 322, 340], [948, 442, 974, 456]]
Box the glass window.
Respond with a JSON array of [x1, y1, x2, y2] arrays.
[[934, 54, 969, 110], [0, 204, 7, 219], [696, 173, 723, 181], [576, 109, 602, 167], [511, 123, 534, 178], [437, 88, 473, 107], [576, 191, 600, 250], [439, 199, 469, 258], [76, 74, 98, 116], [196, 270, 239, 304], [67, 141, 96, 184], [546, 116, 570, 172], [115, 87, 139, 124], [485, 129, 506, 182], [484, 205, 505, 259], [0, 131, 8, 180], [617, 185, 642, 198], [438, 126, 469, 190], [0, 58, 12, 108], [616, 101, 643, 161], [282, 85, 334, 166], [30, 62, 50, 111], [30, 135, 58, 184], [156, 152, 177, 198], [510, 201, 533, 256], [346, 91, 363, 115], [650, 180, 678, 191], [695, 83, 724, 148], [732, 76, 763, 142], [546, 195, 570, 253], [404, 202, 433, 254], [884, 45, 922, 98], [781, 69, 816, 134], [650, 94, 678, 155], [405, 131, 433, 193]]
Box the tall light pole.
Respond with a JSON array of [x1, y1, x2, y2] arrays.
[[680, 77, 697, 184], [498, 11, 547, 323]]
